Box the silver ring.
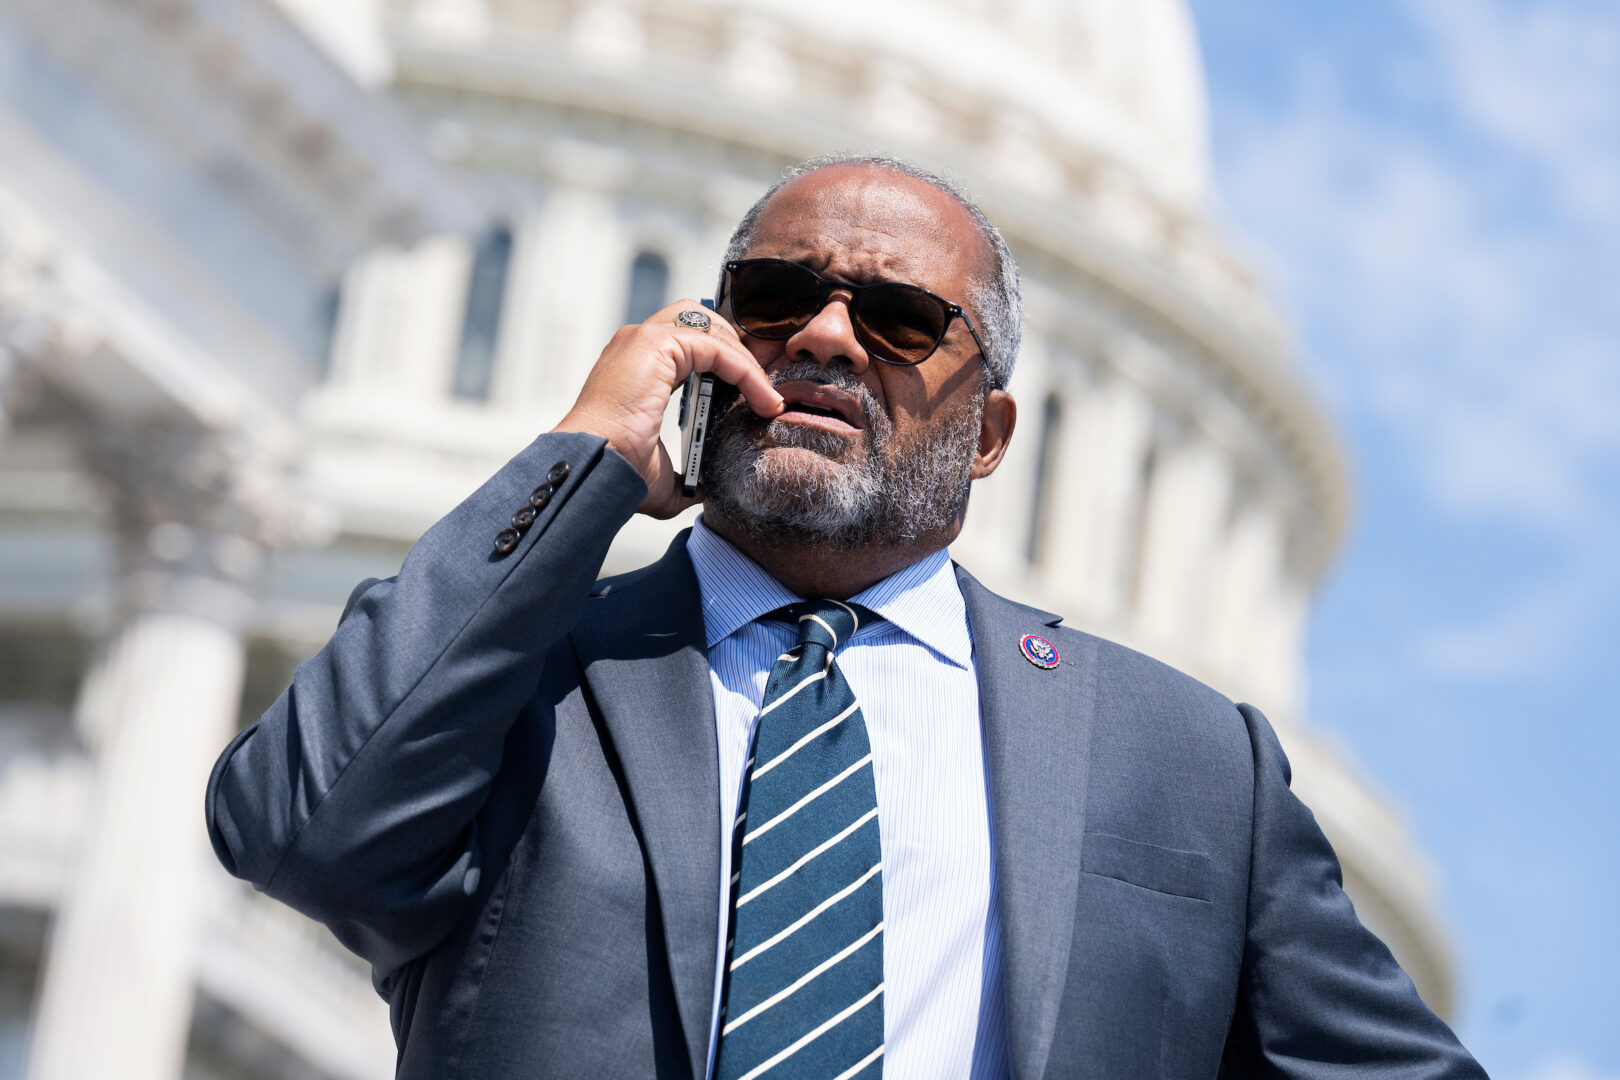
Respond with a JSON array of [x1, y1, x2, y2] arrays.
[[675, 309, 712, 332]]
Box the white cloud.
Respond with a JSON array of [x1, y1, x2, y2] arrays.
[[1222, 88, 1616, 532], [1510, 1054, 1620, 1080], [1461, 843, 1574, 907], [1207, 0, 1620, 682], [1409, 0, 1620, 222], [1414, 539, 1619, 680]]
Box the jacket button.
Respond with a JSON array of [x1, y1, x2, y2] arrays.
[[547, 461, 570, 486], [511, 506, 537, 530], [529, 484, 553, 510], [493, 529, 521, 555]]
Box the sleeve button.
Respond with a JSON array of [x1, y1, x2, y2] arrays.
[[528, 484, 553, 509], [547, 461, 570, 486], [511, 506, 537, 530], [493, 529, 521, 555]]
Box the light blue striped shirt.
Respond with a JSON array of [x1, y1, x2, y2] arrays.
[[687, 516, 1009, 1079]]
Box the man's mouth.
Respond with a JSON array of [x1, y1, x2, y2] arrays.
[[774, 381, 863, 434]]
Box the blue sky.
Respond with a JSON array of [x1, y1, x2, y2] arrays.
[[1185, 2, 1619, 1077]]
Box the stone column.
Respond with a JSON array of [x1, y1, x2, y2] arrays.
[[326, 235, 472, 401], [1066, 376, 1154, 624], [27, 421, 299, 1080], [521, 174, 625, 407], [1134, 435, 1233, 652], [1206, 499, 1285, 695]]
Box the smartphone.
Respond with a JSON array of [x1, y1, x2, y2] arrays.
[[676, 299, 740, 497]]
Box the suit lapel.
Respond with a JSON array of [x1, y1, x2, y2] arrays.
[[575, 534, 719, 1080], [957, 566, 1096, 1080]]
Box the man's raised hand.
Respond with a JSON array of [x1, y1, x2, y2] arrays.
[[552, 299, 783, 518]]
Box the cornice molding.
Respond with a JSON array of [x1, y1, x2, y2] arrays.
[[399, 0, 1210, 205], [0, 184, 263, 427], [3, 0, 485, 271]]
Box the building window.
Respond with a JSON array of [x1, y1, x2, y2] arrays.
[[624, 250, 670, 325], [452, 225, 513, 401], [1026, 392, 1064, 565], [314, 281, 341, 381]]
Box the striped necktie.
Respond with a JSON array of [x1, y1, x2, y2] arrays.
[[714, 599, 885, 1080]]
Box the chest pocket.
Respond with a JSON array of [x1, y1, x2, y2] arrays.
[[1081, 832, 1212, 902]]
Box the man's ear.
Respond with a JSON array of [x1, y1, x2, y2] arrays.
[[971, 389, 1016, 480]]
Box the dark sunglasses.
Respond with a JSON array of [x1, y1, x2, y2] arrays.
[[720, 258, 990, 371]]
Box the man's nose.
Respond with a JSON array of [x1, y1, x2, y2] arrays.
[[782, 295, 870, 375]]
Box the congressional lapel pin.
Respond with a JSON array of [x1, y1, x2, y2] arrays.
[[1019, 633, 1060, 669]]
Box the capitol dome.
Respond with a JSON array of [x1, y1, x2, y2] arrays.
[[781, 0, 1215, 203]]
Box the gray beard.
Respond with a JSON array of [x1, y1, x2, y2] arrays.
[[701, 361, 983, 550]]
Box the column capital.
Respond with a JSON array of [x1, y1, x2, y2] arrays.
[[81, 419, 331, 629], [0, 231, 77, 435]]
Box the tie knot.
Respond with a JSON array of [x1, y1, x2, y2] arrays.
[[770, 599, 877, 654]]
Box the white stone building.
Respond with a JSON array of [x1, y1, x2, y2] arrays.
[[0, 0, 1457, 1077]]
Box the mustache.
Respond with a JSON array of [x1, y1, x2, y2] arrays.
[[736, 361, 884, 433]]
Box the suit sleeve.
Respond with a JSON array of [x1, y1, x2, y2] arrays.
[[204, 431, 646, 978], [1221, 703, 1489, 1079]]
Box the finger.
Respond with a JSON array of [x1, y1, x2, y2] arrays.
[[652, 300, 783, 417], [694, 344, 783, 418], [637, 439, 702, 519], [648, 298, 744, 346]]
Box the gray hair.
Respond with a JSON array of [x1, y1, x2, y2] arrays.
[[720, 153, 1022, 390]]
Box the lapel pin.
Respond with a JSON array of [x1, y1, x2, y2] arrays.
[[1020, 633, 1060, 669]]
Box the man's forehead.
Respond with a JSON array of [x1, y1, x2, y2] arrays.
[[745, 167, 984, 280]]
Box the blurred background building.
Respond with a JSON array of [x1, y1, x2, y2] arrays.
[[0, 0, 1458, 1076]]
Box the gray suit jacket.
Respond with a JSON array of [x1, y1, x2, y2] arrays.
[[206, 431, 1486, 1079]]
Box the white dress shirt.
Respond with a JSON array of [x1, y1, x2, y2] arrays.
[[686, 517, 1009, 1079]]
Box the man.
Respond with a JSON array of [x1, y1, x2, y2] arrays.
[[205, 156, 1486, 1078]]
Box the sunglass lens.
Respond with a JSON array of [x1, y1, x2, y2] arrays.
[[731, 262, 820, 337], [858, 285, 948, 364]]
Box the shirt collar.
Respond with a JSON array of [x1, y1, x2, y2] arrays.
[[686, 516, 800, 647], [686, 515, 974, 670]]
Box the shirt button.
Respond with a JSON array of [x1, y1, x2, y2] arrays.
[[547, 461, 570, 486], [511, 506, 537, 530], [529, 484, 553, 510], [493, 529, 521, 555]]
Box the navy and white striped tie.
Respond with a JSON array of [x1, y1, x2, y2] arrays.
[[714, 599, 885, 1080]]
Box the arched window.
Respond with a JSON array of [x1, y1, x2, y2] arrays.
[[452, 224, 513, 401], [1026, 392, 1064, 565], [314, 281, 341, 381], [624, 250, 670, 325]]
